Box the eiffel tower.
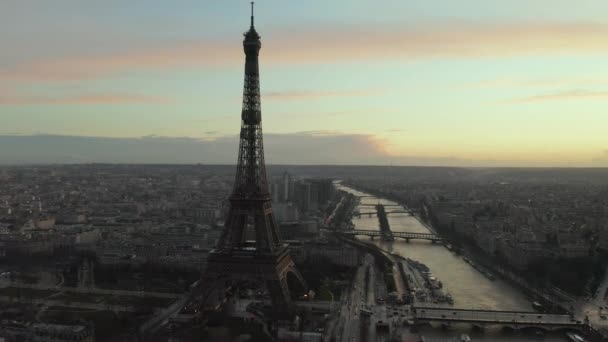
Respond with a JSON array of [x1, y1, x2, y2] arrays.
[[200, 2, 306, 315]]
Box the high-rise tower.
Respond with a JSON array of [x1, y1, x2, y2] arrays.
[[200, 2, 306, 315]]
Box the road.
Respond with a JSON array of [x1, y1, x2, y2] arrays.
[[328, 253, 396, 342], [0, 281, 181, 299], [327, 240, 416, 341], [332, 254, 368, 342], [389, 256, 407, 300], [0, 295, 138, 312]]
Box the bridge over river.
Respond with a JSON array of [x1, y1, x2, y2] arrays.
[[413, 306, 583, 331], [354, 209, 411, 218], [339, 229, 443, 243]]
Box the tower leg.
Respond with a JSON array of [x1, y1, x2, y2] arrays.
[[266, 275, 292, 316]]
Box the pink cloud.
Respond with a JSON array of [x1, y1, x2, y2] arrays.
[[509, 89, 608, 103], [0, 93, 171, 105], [263, 89, 381, 100], [1, 21, 608, 82]]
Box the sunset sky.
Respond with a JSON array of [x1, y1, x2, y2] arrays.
[[1, 0, 607, 166]]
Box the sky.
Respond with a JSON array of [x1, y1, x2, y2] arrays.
[[1, 0, 607, 167]]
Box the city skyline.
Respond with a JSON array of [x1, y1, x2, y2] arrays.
[[2, 0, 608, 167]]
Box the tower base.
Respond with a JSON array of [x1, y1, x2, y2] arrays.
[[199, 246, 307, 316]]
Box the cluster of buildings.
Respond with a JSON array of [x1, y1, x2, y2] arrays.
[[0, 166, 353, 275], [0, 320, 94, 342], [270, 172, 334, 222], [0, 165, 228, 267]]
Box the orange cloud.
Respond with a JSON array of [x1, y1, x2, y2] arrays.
[[0, 93, 171, 105], [2, 21, 608, 82], [268, 21, 608, 63], [0, 42, 238, 82]]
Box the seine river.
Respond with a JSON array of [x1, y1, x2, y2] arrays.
[[336, 183, 571, 342]]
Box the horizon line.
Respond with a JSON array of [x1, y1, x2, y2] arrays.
[[0, 162, 607, 170]]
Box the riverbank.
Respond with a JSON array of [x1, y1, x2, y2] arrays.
[[339, 183, 532, 310]]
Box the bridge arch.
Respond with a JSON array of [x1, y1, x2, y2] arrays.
[[552, 326, 583, 333], [284, 266, 308, 299], [518, 325, 550, 333]]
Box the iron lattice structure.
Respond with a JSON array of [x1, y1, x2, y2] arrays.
[[215, 5, 281, 254], [200, 3, 306, 315], [233, 23, 268, 199]]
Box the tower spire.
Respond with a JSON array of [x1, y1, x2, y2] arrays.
[[250, 1, 255, 29]]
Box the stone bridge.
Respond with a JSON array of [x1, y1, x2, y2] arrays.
[[413, 306, 583, 331]]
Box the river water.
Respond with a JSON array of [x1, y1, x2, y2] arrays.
[[336, 183, 571, 342]]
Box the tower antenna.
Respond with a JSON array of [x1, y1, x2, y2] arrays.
[[250, 2, 255, 28]]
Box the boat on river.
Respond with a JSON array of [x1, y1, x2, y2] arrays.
[[566, 332, 586, 341], [460, 334, 471, 342]]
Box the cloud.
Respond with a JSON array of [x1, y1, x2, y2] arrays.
[[509, 89, 608, 103], [0, 93, 171, 105], [0, 133, 453, 166], [592, 150, 608, 166], [0, 133, 604, 167], [263, 89, 381, 100], [2, 21, 608, 82], [0, 42, 237, 82], [269, 21, 608, 64], [467, 77, 608, 89], [0, 133, 379, 165]]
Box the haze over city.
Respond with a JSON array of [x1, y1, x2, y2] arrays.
[[2, 0, 608, 166]]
